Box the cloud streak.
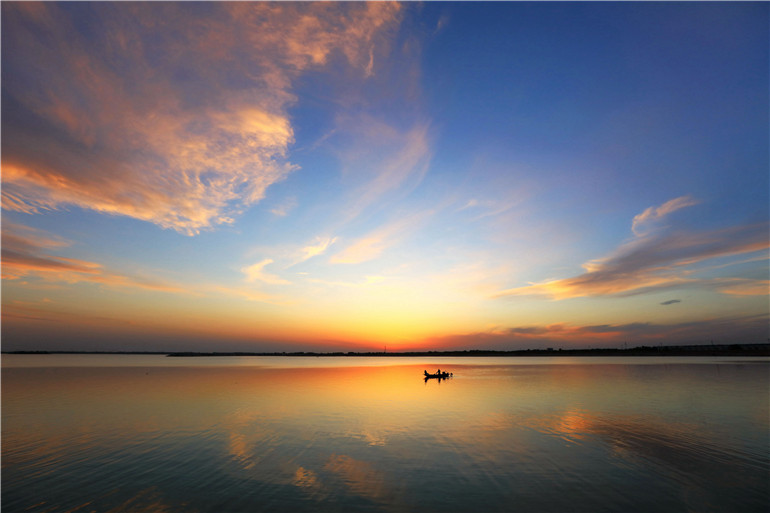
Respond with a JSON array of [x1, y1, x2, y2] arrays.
[[1, 2, 402, 235], [334, 118, 432, 224], [422, 314, 769, 350], [2, 222, 293, 305], [299, 237, 338, 263], [241, 259, 290, 285], [331, 210, 432, 265], [496, 197, 768, 300], [1, 223, 185, 293], [631, 195, 698, 236]]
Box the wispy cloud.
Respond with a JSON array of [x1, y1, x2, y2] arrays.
[[714, 279, 770, 297], [241, 259, 290, 285], [210, 285, 290, 306], [631, 195, 698, 236], [331, 211, 432, 265], [434, 13, 450, 35], [495, 197, 768, 300], [422, 314, 769, 350], [323, 454, 391, 502], [3, 222, 298, 305], [307, 275, 386, 289], [458, 197, 519, 221], [1, 222, 185, 293], [330, 237, 389, 265], [1, 222, 70, 254], [660, 299, 681, 306], [299, 237, 338, 263], [270, 197, 298, 217], [335, 118, 432, 223], [2, 2, 402, 235]]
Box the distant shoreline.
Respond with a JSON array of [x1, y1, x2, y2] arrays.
[[4, 343, 769, 358]]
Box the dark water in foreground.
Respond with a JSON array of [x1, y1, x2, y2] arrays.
[[2, 355, 769, 512]]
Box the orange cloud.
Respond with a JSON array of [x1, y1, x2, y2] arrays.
[[716, 279, 770, 296], [1, 222, 184, 293], [1, 222, 297, 306], [2, 249, 101, 280], [421, 314, 769, 350], [496, 202, 768, 300], [2, 2, 403, 235]]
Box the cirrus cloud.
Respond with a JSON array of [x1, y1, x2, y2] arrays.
[[421, 314, 769, 350], [299, 236, 338, 263], [331, 210, 433, 265], [631, 195, 698, 236], [1, 222, 185, 293], [241, 259, 290, 286], [495, 197, 768, 300]]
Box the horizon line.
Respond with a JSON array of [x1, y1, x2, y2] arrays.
[[4, 343, 769, 357]]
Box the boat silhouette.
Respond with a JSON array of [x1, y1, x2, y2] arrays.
[[424, 370, 452, 381]]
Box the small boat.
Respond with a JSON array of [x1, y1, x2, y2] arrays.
[[424, 370, 452, 380]]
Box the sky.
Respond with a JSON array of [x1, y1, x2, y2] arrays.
[[2, 1, 768, 352]]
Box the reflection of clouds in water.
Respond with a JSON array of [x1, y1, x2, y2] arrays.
[[590, 415, 765, 476], [362, 432, 388, 447], [224, 412, 263, 469], [290, 455, 394, 505], [293, 466, 327, 500], [585, 414, 767, 511], [344, 428, 389, 447], [523, 409, 769, 508], [324, 454, 392, 502], [102, 487, 175, 513], [424, 405, 767, 508], [3, 430, 99, 472], [220, 406, 398, 505], [433, 411, 534, 461], [219, 398, 398, 498], [222, 409, 289, 474], [228, 431, 257, 470], [517, 409, 595, 444], [552, 410, 593, 443], [4, 361, 767, 512]]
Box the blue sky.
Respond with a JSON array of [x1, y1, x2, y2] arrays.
[[2, 2, 767, 352]]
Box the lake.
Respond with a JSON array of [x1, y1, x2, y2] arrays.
[[2, 355, 769, 512]]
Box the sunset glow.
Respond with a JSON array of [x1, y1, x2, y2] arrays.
[[2, 2, 768, 352]]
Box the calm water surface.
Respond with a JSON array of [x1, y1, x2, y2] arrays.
[[3, 355, 769, 512]]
